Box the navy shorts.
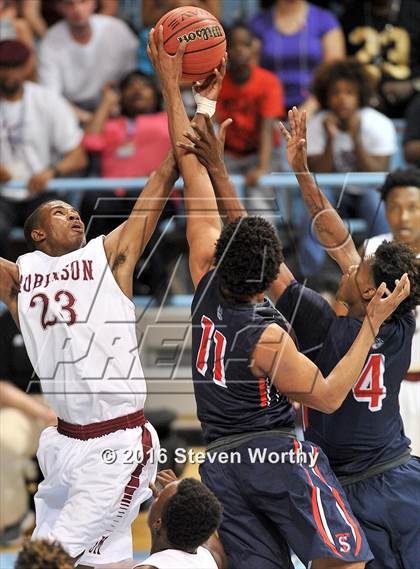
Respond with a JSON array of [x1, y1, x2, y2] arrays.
[[343, 456, 420, 569], [200, 436, 373, 568]]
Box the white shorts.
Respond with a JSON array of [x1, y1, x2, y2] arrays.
[[400, 379, 420, 457], [32, 421, 159, 566]]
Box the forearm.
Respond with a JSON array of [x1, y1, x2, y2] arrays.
[[324, 317, 379, 410], [84, 101, 111, 134], [353, 136, 387, 171], [0, 382, 49, 420], [296, 169, 360, 272], [258, 119, 274, 171], [54, 146, 87, 176]]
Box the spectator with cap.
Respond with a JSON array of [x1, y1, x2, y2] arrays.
[[38, 0, 138, 124], [0, 40, 86, 258]]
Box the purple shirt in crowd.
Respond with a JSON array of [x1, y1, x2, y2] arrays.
[[250, 3, 340, 109]]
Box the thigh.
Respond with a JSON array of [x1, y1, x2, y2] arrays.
[[399, 380, 420, 457], [238, 439, 373, 566], [52, 423, 159, 564], [200, 460, 293, 569]]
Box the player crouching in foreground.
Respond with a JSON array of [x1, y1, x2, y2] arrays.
[[148, 27, 410, 569]]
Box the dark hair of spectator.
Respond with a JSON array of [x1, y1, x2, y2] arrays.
[[24, 203, 49, 251], [15, 539, 74, 569], [226, 21, 255, 44], [312, 59, 373, 109], [214, 217, 284, 300], [119, 71, 163, 112], [161, 478, 222, 551], [0, 40, 31, 67], [378, 168, 420, 202], [371, 241, 420, 316]]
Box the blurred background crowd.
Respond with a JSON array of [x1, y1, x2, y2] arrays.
[[1, 0, 420, 554]]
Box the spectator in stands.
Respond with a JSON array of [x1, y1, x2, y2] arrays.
[[341, 0, 420, 118], [38, 0, 138, 124], [249, 0, 346, 116], [15, 539, 73, 569], [0, 40, 86, 258], [217, 23, 285, 204], [0, 0, 34, 48], [363, 169, 420, 456], [404, 93, 420, 166], [0, 309, 56, 545], [299, 59, 395, 276], [22, 0, 119, 38]]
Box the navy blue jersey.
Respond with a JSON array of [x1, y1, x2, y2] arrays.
[[191, 270, 295, 443], [277, 281, 414, 477]]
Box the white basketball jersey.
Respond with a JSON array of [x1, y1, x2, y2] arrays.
[[16, 236, 146, 423], [364, 232, 420, 372], [137, 546, 218, 569]]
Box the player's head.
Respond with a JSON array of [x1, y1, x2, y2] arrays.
[[214, 217, 283, 302], [15, 539, 74, 569], [148, 477, 222, 552], [313, 59, 372, 120], [0, 40, 31, 98], [120, 71, 162, 117], [378, 169, 420, 248], [24, 200, 85, 254], [337, 241, 420, 316], [57, 0, 95, 31], [226, 23, 254, 68]]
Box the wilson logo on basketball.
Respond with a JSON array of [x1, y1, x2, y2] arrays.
[[177, 25, 223, 44]]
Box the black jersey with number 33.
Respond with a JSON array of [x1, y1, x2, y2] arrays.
[[191, 270, 295, 444]]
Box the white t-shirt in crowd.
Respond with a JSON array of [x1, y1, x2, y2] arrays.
[[307, 107, 397, 172], [136, 546, 218, 569], [39, 14, 138, 108], [0, 81, 82, 199]]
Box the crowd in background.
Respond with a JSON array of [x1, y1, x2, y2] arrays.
[[1, 0, 420, 553]]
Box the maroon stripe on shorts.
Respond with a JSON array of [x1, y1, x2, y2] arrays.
[[57, 410, 146, 440]]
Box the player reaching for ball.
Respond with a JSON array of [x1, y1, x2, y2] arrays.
[[148, 26, 410, 569], [181, 111, 420, 569], [0, 151, 178, 568]]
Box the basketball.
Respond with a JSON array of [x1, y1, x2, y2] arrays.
[[155, 6, 226, 82]]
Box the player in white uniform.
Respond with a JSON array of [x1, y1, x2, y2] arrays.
[[0, 150, 178, 568], [364, 169, 420, 456], [134, 470, 225, 569]]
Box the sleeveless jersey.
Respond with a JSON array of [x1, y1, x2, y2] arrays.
[[191, 270, 295, 444], [137, 546, 218, 569], [277, 281, 414, 477], [16, 236, 146, 424]]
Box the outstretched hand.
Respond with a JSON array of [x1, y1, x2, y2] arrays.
[[193, 54, 227, 102], [365, 274, 411, 331], [278, 106, 308, 174], [149, 469, 178, 498], [147, 26, 186, 88], [177, 114, 232, 174]]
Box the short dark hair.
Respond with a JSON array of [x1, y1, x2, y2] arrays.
[[162, 478, 222, 550], [214, 217, 283, 300], [371, 241, 420, 316], [119, 71, 162, 112], [312, 59, 373, 109], [0, 40, 31, 67], [226, 21, 254, 45], [378, 168, 420, 202], [23, 202, 51, 251], [15, 539, 74, 569]]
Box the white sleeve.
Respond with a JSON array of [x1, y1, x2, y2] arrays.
[[306, 113, 327, 156], [38, 38, 63, 94], [47, 93, 83, 155], [364, 112, 397, 156]]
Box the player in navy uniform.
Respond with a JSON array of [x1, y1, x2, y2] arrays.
[[148, 30, 411, 569], [271, 109, 420, 569]]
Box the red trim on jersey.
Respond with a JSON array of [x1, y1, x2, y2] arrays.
[[57, 410, 146, 440], [302, 405, 309, 430], [406, 372, 420, 381], [258, 378, 268, 407]]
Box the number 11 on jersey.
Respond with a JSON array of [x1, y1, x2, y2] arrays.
[[196, 315, 227, 388]]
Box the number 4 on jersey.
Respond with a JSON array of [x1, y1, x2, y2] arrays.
[[353, 354, 386, 412], [196, 315, 227, 388]]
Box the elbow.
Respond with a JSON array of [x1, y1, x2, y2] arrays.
[[322, 394, 344, 414]]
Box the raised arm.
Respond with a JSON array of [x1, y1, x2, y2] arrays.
[[103, 151, 178, 299], [279, 107, 361, 274], [148, 27, 222, 289], [253, 275, 410, 413], [0, 258, 20, 327]]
